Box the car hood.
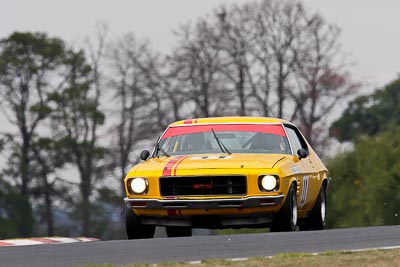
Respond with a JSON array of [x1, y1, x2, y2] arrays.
[[132, 154, 287, 173]]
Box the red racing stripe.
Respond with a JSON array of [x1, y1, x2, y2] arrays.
[[167, 209, 178, 216], [167, 209, 183, 216], [173, 156, 188, 176], [162, 156, 185, 176]]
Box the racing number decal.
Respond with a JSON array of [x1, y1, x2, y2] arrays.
[[300, 175, 309, 207]]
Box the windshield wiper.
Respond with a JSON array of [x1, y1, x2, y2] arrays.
[[211, 128, 232, 155], [155, 142, 170, 157]]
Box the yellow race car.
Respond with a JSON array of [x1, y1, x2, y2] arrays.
[[124, 117, 330, 238]]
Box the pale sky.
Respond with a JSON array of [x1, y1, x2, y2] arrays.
[[1, 0, 400, 93]]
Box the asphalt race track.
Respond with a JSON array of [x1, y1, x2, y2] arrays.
[[1, 225, 400, 267]]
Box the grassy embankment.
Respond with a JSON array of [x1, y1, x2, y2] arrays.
[[80, 248, 400, 267]]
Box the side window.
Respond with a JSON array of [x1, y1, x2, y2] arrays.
[[284, 125, 308, 154]]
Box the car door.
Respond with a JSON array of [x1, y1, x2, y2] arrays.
[[284, 125, 318, 210]]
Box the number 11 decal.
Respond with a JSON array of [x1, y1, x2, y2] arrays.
[[300, 175, 309, 207]]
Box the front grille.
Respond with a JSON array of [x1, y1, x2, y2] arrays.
[[160, 176, 247, 196]]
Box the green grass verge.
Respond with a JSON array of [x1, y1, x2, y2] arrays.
[[216, 228, 268, 235], [77, 248, 400, 267]]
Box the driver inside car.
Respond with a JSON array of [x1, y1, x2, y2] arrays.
[[183, 133, 207, 151]]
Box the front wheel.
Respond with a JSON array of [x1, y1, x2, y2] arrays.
[[270, 184, 297, 232], [125, 207, 155, 239], [165, 226, 192, 237], [299, 185, 326, 231]]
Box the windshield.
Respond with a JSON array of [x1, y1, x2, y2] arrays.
[[155, 124, 291, 156]]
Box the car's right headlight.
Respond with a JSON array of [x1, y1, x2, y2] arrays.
[[128, 177, 149, 194]]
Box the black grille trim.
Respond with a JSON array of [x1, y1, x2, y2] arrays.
[[160, 176, 247, 196]]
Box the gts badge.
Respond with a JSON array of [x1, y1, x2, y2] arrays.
[[193, 184, 213, 189]]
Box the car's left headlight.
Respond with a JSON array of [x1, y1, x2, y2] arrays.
[[128, 177, 149, 194], [259, 175, 279, 191]]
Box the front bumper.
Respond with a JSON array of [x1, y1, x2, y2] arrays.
[[124, 195, 284, 209]]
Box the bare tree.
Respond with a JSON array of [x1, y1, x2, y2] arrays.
[[169, 19, 233, 118], [107, 33, 164, 186], [161, 72, 187, 122], [250, 0, 305, 118], [209, 0, 357, 152], [215, 3, 255, 116], [291, 13, 358, 148]]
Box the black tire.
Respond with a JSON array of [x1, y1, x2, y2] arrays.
[[270, 184, 297, 232], [125, 207, 155, 239], [165, 226, 192, 237], [299, 185, 326, 231]]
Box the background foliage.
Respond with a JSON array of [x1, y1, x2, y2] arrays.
[[330, 79, 400, 142], [327, 79, 400, 228]]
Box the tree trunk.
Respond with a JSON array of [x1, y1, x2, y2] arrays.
[[277, 60, 285, 118], [80, 177, 91, 236], [238, 66, 246, 116], [44, 176, 54, 236], [20, 136, 31, 196]]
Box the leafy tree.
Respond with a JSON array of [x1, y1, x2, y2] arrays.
[[0, 138, 34, 238], [330, 78, 400, 142], [90, 186, 125, 239], [30, 137, 70, 236], [326, 151, 365, 228], [48, 48, 106, 237], [0, 176, 34, 238], [327, 129, 400, 228], [0, 32, 64, 196], [0, 32, 71, 237]]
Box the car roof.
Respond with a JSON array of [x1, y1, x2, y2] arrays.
[[169, 116, 292, 126]]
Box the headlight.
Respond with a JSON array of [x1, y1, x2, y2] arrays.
[[259, 175, 279, 191], [129, 177, 149, 194]]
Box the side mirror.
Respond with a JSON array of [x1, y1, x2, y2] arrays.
[[297, 148, 308, 159], [140, 150, 150, 161]]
